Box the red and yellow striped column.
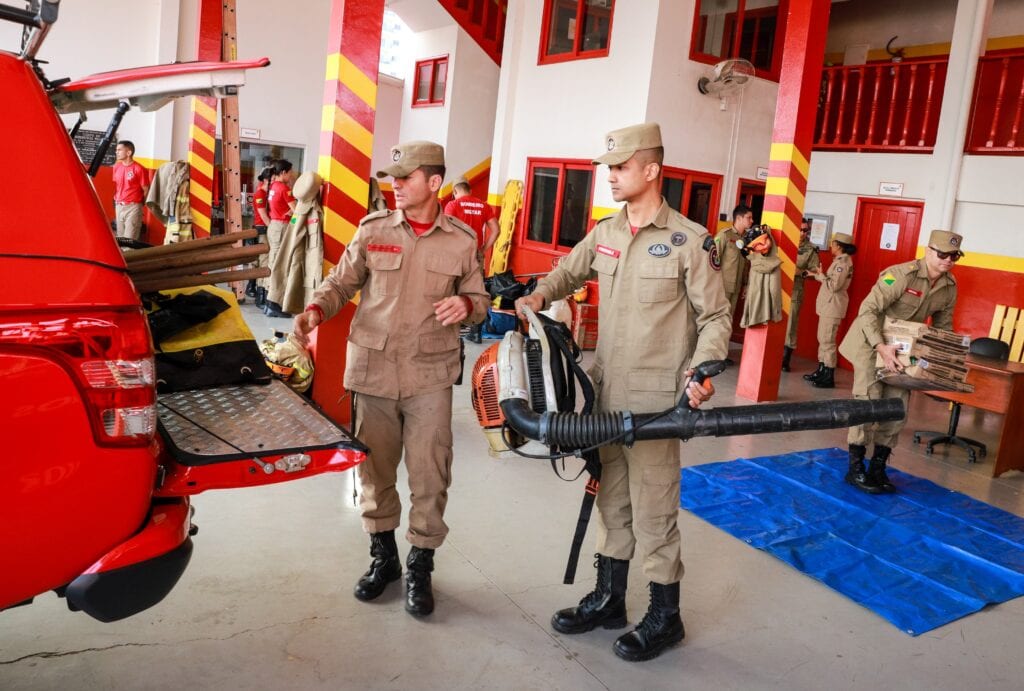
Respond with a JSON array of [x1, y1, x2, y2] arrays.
[[737, 0, 831, 402], [186, 0, 223, 238], [310, 0, 385, 424]]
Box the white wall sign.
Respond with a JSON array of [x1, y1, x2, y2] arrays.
[[805, 213, 834, 250], [756, 166, 769, 181], [879, 181, 904, 197], [880, 222, 900, 250], [240, 127, 261, 139]]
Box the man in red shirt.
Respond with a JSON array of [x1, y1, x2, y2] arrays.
[[263, 159, 297, 317], [443, 178, 497, 342], [113, 140, 149, 241], [443, 178, 497, 260]]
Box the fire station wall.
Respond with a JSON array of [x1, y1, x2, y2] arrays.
[[490, 0, 662, 211], [645, 0, 778, 214]]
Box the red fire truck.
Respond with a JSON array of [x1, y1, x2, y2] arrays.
[[0, 1, 365, 622]]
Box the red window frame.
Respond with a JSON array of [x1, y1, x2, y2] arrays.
[[690, 0, 787, 81], [412, 55, 448, 107], [660, 166, 723, 232], [538, 0, 615, 65], [519, 158, 596, 255]]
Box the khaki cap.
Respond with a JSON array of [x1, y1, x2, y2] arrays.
[[593, 123, 663, 166], [928, 229, 964, 253], [293, 171, 323, 214], [376, 140, 445, 178], [833, 232, 854, 245]]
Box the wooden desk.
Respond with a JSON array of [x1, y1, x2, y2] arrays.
[[925, 355, 1024, 477]]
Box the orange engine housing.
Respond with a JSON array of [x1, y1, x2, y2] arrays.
[[471, 343, 503, 428]]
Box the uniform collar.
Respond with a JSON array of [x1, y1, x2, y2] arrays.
[[392, 206, 450, 233], [612, 199, 672, 233]]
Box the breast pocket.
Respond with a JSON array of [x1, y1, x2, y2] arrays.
[[424, 251, 463, 297], [889, 289, 923, 320], [591, 253, 618, 304], [637, 260, 679, 303], [366, 251, 403, 296]]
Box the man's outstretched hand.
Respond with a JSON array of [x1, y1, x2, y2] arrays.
[[293, 309, 321, 347]]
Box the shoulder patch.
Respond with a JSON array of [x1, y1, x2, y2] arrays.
[[359, 209, 392, 225], [702, 235, 716, 253], [707, 243, 722, 271], [881, 273, 896, 286]]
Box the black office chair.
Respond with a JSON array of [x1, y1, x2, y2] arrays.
[[913, 337, 1010, 462]]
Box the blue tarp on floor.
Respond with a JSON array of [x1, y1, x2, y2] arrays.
[[680, 448, 1024, 635]]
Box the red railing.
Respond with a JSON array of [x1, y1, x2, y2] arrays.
[[814, 58, 948, 153], [965, 50, 1024, 154]]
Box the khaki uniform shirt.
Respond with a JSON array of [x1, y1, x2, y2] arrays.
[[533, 201, 732, 413], [794, 238, 821, 294], [838, 258, 957, 368], [308, 208, 489, 400], [814, 253, 853, 318], [714, 227, 747, 294]]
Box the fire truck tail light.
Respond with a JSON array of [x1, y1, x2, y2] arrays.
[[80, 359, 155, 389]]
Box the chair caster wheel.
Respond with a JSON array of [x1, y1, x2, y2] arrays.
[[912, 434, 921, 444], [925, 448, 933, 456]]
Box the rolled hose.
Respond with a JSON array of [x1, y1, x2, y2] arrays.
[[500, 397, 906, 447]]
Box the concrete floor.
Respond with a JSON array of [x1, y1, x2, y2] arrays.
[[2, 302, 1023, 690]]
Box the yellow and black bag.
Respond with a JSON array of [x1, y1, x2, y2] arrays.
[[145, 285, 272, 393]]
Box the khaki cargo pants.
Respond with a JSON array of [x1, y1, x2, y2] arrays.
[[785, 279, 805, 348], [262, 219, 288, 289], [354, 389, 454, 549], [847, 357, 911, 449], [595, 438, 683, 584], [115, 202, 143, 240], [817, 316, 841, 367]]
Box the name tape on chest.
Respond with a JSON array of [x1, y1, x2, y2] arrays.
[[596, 244, 621, 259], [905, 288, 923, 297], [367, 243, 402, 254]]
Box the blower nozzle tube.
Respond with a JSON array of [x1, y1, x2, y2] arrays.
[[500, 397, 905, 448]]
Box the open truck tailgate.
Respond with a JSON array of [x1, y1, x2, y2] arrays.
[[154, 380, 366, 495]]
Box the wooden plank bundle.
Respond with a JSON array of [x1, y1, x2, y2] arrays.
[[123, 230, 269, 293]]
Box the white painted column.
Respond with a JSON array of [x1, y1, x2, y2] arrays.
[[923, 0, 993, 237], [488, 0, 526, 198], [150, 0, 182, 163]]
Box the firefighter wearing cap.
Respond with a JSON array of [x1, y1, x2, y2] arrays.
[[805, 232, 856, 389], [782, 219, 821, 371], [838, 229, 961, 494], [293, 140, 489, 618], [516, 123, 731, 662]]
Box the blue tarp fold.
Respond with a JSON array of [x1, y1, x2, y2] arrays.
[[680, 448, 1024, 635]]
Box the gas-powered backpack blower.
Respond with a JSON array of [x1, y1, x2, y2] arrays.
[[471, 307, 904, 583]]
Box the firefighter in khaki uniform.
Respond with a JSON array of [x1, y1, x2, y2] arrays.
[[714, 204, 753, 326], [782, 219, 821, 371], [517, 123, 732, 662], [293, 141, 489, 617], [838, 229, 961, 494], [806, 232, 856, 389]]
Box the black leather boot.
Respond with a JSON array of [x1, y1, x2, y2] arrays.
[[255, 287, 267, 308], [803, 362, 825, 381], [245, 280, 257, 298], [781, 346, 793, 372], [867, 445, 896, 493], [405, 546, 435, 617], [812, 366, 835, 388], [845, 443, 869, 486], [551, 554, 629, 634], [846, 444, 883, 494], [353, 531, 402, 602], [613, 582, 685, 662]]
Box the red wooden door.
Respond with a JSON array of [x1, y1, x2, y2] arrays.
[[837, 198, 923, 367]]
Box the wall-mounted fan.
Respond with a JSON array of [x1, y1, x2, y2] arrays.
[[697, 58, 756, 96]]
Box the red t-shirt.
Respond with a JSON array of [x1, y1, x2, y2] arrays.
[[113, 161, 146, 203], [252, 186, 269, 226], [443, 195, 495, 249], [268, 181, 294, 221], [407, 217, 434, 237]]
